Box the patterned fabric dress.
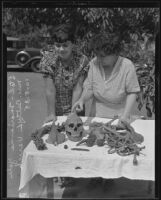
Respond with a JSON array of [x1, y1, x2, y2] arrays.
[[39, 45, 89, 115]]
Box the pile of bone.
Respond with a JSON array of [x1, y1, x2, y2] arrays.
[[76, 117, 145, 165]]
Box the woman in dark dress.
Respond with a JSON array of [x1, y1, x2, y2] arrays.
[[39, 23, 89, 123]]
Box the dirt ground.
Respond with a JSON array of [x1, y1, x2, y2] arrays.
[[60, 178, 154, 199], [7, 72, 155, 198], [28, 177, 155, 199]]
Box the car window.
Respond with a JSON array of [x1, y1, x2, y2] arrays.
[[7, 37, 26, 49], [16, 41, 26, 49], [7, 41, 14, 48]]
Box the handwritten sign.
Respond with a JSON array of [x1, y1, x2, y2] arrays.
[[7, 74, 31, 182], [7, 72, 48, 197]]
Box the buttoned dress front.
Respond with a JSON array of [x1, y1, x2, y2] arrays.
[[83, 56, 140, 118]]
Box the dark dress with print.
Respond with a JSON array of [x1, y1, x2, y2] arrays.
[[39, 46, 89, 116]]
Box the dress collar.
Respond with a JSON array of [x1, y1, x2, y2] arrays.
[[98, 56, 122, 82]]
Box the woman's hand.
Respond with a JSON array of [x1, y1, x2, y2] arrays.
[[115, 116, 131, 129], [44, 114, 57, 124], [110, 116, 130, 129], [72, 99, 84, 113]]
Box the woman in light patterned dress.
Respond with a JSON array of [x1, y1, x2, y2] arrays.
[[72, 32, 140, 124]]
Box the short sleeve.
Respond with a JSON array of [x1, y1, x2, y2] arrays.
[[39, 48, 57, 79], [125, 61, 140, 94], [83, 61, 93, 92]]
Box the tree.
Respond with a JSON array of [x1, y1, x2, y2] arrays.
[[3, 7, 159, 117]]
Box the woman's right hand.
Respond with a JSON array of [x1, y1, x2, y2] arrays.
[[44, 114, 57, 124], [72, 99, 84, 113]]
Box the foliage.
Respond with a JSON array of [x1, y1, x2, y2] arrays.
[[3, 8, 159, 41], [121, 33, 155, 118], [3, 7, 159, 117]]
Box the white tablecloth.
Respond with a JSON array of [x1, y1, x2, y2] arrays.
[[19, 117, 155, 196]]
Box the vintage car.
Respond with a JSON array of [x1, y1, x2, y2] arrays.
[[7, 36, 42, 71]]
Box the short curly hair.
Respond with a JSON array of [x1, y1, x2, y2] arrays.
[[89, 32, 122, 55], [49, 23, 76, 43]]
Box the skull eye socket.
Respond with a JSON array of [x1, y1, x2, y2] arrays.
[[77, 123, 83, 128], [69, 123, 74, 128]]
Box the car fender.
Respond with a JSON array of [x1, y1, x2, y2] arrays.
[[22, 56, 42, 71]]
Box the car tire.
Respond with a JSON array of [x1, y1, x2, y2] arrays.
[[15, 51, 30, 67], [30, 59, 41, 72]]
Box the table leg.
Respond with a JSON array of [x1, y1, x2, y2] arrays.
[[47, 178, 54, 198]]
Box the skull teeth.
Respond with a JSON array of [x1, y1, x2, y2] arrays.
[[66, 131, 83, 138]]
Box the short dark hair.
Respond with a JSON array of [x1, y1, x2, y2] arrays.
[[49, 23, 76, 43], [89, 32, 122, 55]]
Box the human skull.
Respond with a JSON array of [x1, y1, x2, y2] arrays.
[[65, 113, 84, 142]]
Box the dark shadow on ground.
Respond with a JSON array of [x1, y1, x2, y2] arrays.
[[62, 177, 155, 199]]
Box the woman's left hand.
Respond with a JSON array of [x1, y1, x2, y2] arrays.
[[118, 115, 133, 125], [111, 117, 130, 130]]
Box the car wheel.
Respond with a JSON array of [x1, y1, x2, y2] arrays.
[[15, 51, 30, 67], [30, 59, 41, 72]]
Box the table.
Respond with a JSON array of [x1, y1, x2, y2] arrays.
[[19, 117, 155, 197]]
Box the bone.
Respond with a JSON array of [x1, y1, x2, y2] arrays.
[[133, 154, 138, 165], [102, 125, 120, 135], [76, 139, 88, 146], [71, 148, 90, 151], [105, 115, 119, 125]]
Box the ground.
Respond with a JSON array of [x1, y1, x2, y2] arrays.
[[28, 176, 155, 198]]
